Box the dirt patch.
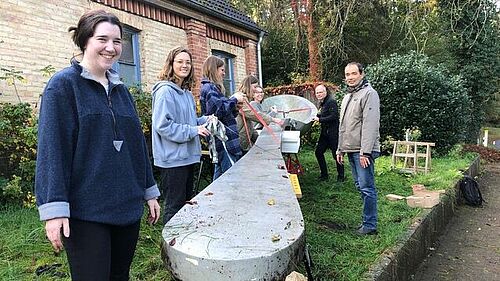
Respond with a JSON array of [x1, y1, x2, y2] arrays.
[[412, 163, 500, 281]]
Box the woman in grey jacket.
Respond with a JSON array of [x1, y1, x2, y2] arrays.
[[152, 47, 210, 223]]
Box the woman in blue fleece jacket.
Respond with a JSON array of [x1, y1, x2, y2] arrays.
[[152, 47, 210, 223], [35, 10, 160, 280], [199, 56, 245, 180]]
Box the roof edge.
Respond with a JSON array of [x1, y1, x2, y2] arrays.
[[174, 0, 265, 34]]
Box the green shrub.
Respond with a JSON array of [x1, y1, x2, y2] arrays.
[[129, 86, 152, 138], [367, 52, 471, 154], [2, 175, 23, 201], [0, 103, 38, 205], [300, 121, 320, 148]]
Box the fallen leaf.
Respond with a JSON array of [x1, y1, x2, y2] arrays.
[[271, 234, 281, 242], [204, 192, 214, 196], [267, 199, 276, 205], [284, 221, 291, 230], [169, 238, 176, 246]]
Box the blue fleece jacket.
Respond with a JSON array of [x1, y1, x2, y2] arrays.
[[199, 78, 241, 156], [35, 60, 160, 226], [151, 81, 207, 168]]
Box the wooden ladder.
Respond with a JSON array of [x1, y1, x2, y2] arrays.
[[391, 141, 435, 174]]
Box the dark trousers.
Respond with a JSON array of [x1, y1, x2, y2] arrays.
[[315, 132, 344, 179], [160, 164, 195, 224], [63, 219, 141, 281]]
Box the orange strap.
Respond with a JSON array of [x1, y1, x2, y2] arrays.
[[277, 107, 311, 113], [243, 100, 280, 144], [239, 108, 253, 147]]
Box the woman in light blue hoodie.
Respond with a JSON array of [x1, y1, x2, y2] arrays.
[[152, 47, 210, 223]]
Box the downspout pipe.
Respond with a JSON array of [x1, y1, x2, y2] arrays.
[[257, 31, 265, 86]]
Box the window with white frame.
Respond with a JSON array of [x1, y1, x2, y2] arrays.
[[113, 26, 141, 87], [212, 50, 235, 96]]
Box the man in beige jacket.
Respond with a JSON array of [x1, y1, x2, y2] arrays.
[[336, 62, 381, 235]]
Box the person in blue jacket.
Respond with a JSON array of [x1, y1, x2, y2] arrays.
[[152, 46, 210, 224], [199, 55, 245, 180], [35, 10, 160, 280]]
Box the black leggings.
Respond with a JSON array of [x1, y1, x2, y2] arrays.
[[63, 219, 141, 281], [160, 164, 195, 224]]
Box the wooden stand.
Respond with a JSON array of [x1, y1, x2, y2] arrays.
[[194, 150, 213, 193], [391, 141, 435, 174]]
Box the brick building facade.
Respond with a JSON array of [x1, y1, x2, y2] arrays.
[[0, 0, 263, 105]]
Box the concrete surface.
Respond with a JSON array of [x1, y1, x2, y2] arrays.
[[162, 124, 305, 281]]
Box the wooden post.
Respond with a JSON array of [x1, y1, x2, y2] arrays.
[[403, 143, 411, 169], [413, 142, 418, 173], [391, 141, 398, 169], [425, 143, 431, 173]]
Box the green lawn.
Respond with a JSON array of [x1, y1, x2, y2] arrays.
[[0, 204, 169, 281], [0, 147, 476, 280]]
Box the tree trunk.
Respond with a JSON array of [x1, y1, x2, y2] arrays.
[[306, 0, 320, 81]]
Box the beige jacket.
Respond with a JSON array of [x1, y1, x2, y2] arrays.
[[337, 84, 380, 155]]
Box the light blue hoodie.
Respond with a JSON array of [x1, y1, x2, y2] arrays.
[[152, 81, 207, 168]]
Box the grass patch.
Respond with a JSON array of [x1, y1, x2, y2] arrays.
[[0, 148, 476, 280], [0, 205, 170, 281], [0, 205, 68, 280]]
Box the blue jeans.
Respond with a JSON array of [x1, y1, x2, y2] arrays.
[[348, 151, 380, 230], [213, 150, 240, 181]]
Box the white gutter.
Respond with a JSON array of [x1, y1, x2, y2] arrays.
[[257, 31, 265, 86]]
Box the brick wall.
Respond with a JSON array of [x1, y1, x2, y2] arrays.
[[186, 19, 208, 99], [0, 0, 83, 105], [245, 39, 258, 78], [0, 0, 259, 105]]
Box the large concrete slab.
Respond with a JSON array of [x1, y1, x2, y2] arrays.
[[162, 124, 305, 281]]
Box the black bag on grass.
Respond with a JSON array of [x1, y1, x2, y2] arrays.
[[459, 175, 484, 207]]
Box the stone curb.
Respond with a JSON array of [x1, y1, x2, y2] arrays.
[[365, 156, 481, 281]]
